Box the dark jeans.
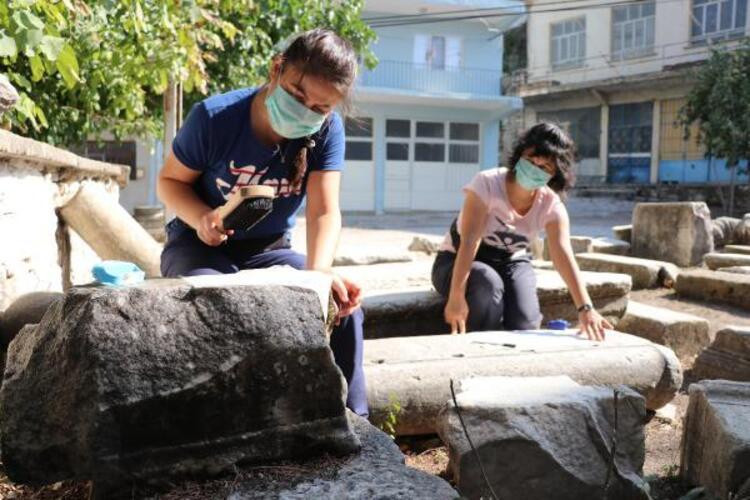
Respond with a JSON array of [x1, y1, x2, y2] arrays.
[[431, 251, 542, 331], [161, 230, 368, 417]]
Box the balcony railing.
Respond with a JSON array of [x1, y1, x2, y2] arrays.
[[358, 60, 502, 96]]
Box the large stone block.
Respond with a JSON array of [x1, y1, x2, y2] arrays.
[[365, 330, 682, 435], [613, 224, 633, 243], [631, 202, 714, 267], [356, 268, 631, 339], [675, 269, 750, 310], [615, 301, 710, 359], [228, 413, 459, 499], [0, 291, 62, 348], [0, 271, 358, 491], [692, 326, 750, 382], [704, 252, 750, 270], [576, 252, 678, 289], [438, 376, 649, 500], [680, 380, 750, 499]]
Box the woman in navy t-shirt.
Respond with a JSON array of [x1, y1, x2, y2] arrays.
[[157, 29, 367, 416]]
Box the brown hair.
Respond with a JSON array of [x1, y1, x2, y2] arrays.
[[276, 29, 358, 191], [508, 122, 576, 197]]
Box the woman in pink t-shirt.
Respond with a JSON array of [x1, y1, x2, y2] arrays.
[[431, 123, 612, 340]]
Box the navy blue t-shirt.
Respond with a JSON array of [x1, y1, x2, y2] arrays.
[[168, 87, 345, 240]]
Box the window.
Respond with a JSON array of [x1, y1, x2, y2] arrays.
[[691, 0, 747, 43], [386, 119, 410, 138], [387, 119, 411, 161], [345, 117, 373, 161], [612, 2, 655, 60], [537, 108, 601, 159], [415, 120, 445, 162], [413, 35, 463, 70], [449, 122, 480, 163], [71, 141, 138, 180], [608, 102, 653, 154], [550, 17, 586, 69]]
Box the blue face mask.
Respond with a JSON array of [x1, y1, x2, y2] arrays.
[[514, 157, 553, 190], [265, 82, 326, 139]]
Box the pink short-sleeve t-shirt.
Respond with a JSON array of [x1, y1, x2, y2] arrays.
[[440, 168, 568, 259]]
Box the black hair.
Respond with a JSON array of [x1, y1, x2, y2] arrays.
[[508, 122, 576, 196], [276, 29, 358, 191]]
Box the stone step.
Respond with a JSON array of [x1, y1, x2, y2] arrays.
[[364, 330, 682, 435], [724, 244, 750, 255], [704, 252, 750, 270], [680, 380, 750, 499], [692, 326, 750, 382], [675, 269, 750, 311], [575, 252, 679, 289], [339, 262, 632, 338], [615, 301, 710, 359], [438, 376, 649, 500], [719, 266, 750, 275]]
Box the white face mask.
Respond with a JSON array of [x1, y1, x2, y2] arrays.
[[264, 81, 326, 139]]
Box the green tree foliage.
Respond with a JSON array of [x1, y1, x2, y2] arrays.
[[680, 39, 750, 173], [0, 0, 376, 146]]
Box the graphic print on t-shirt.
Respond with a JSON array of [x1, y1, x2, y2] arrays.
[[483, 216, 529, 254], [215, 160, 303, 201]]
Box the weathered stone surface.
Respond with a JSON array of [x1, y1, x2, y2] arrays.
[[355, 267, 631, 338], [0, 272, 359, 490], [713, 216, 740, 247], [613, 224, 633, 243], [675, 269, 750, 310], [704, 252, 750, 270], [592, 237, 631, 256], [408, 235, 443, 255], [680, 380, 750, 499], [631, 202, 714, 267], [365, 330, 682, 435], [0, 74, 19, 113], [615, 301, 710, 359], [438, 376, 649, 500], [332, 252, 413, 267], [692, 326, 750, 382], [0, 165, 63, 311], [718, 266, 750, 275], [228, 412, 459, 499], [543, 236, 593, 260], [0, 291, 62, 348], [735, 214, 750, 245], [724, 244, 750, 255], [576, 252, 679, 289]]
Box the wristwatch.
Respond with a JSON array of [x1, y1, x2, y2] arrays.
[[577, 303, 593, 313]]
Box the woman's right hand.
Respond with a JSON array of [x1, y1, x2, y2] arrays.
[[197, 208, 233, 246], [444, 293, 470, 334]]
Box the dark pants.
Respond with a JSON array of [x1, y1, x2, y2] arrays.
[[161, 231, 368, 417], [431, 251, 542, 331]]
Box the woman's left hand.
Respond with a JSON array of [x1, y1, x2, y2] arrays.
[[578, 308, 613, 341], [329, 272, 362, 320]]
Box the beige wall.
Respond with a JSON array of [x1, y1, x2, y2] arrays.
[[526, 0, 749, 86]]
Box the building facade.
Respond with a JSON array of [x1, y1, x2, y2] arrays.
[[508, 0, 749, 185], [341, 0, 525, 212]]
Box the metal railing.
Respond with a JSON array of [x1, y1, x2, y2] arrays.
[[359, 60, 502, 96]]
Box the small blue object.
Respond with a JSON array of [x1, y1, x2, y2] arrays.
[[92, 261, 145, 287], [547, 319, 570, 330]]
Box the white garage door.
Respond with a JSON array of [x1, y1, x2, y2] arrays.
[[340, 117, 375, 211], [384, 119, 480, 212]]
